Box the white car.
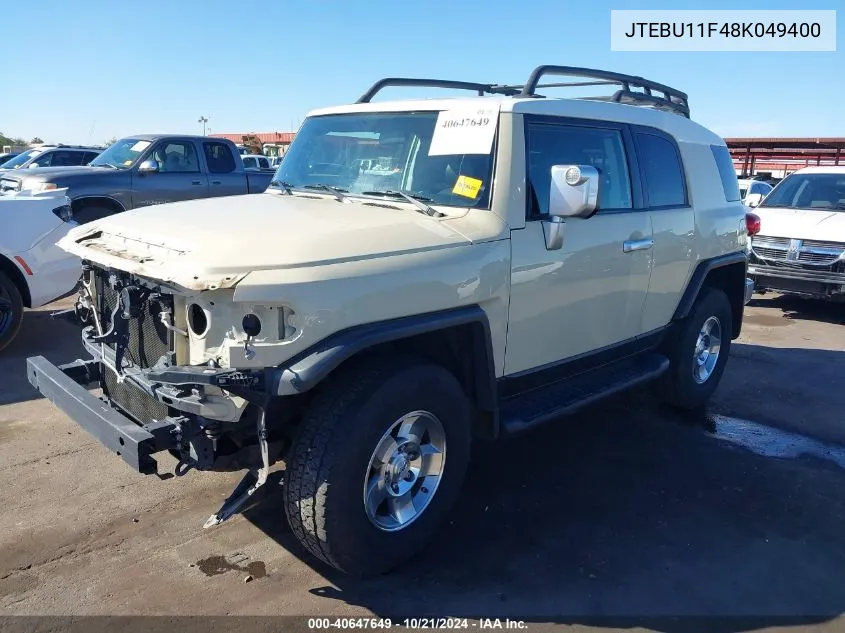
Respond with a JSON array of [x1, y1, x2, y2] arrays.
[[738, 178, 773, 207], [0, 188, 82, 351], [241, 154, 273, 170], [748, 166, 845, 301]]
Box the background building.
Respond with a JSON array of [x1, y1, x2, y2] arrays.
[[727, 137, 845, 181], [209, 132, 296, 157]]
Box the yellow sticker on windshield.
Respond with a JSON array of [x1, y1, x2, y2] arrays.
[[452, 175, 482, 199], [123, 160, 133, 166]]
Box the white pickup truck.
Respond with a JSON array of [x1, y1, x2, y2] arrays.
[[0, 189, 82, 351], [748, 166, 845, 302]]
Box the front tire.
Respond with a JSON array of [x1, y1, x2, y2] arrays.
[[0, 271, 24, 353], [283, 355, 472, 577], [659, 287, 733, 410]]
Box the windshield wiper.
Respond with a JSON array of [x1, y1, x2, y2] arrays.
[[361, 190, 442, 217], [93, 163, 118, 169], [270, 179, 293, 194], [304, 184, 348, 201]]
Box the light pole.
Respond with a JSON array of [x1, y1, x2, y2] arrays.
[[198, 116, 209, 136]]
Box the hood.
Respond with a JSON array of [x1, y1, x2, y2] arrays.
[[59, 191, 477, 290], [0, 165, 104, 180], [753, 206, 845, 242]]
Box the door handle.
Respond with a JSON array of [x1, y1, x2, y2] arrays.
[[211, 180, 221, 185], [623, 238, 654, 253], [191, 180, 203, 185]]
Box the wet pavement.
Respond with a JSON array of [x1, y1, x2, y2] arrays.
[[0, 292, 844, 630]]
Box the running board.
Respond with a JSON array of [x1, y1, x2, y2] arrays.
[[500, 353, 670, 436]]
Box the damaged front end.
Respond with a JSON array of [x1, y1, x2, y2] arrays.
[[28, 263, 293, 481]]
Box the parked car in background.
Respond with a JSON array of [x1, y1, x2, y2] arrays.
[[241, 154, 273, 170], [0, 145, 102, 173], [738, 178, 773, 207], [748, 166, 845, 301], [0, 188, 81, 352], [0, 152, 21, 167], [269, 156, 284, 168], [0, 135, 275, 223]]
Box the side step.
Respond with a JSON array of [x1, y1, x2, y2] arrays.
[[500, 353, 669, 436]]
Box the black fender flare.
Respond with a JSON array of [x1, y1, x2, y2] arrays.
[[672, 251, 749, 337], [271, 305, 498, 411]]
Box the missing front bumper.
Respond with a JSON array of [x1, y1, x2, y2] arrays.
[[26, 356, 176, 474]]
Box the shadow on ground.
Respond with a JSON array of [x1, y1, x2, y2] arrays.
[[241, 343, 845, 632], [0, 305, 83, 406], [747, 293, 845, 326]]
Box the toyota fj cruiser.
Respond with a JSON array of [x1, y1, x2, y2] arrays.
[[26, 66, 753, 577]]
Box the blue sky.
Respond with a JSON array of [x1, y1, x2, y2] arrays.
[[0, 0, 841, 145]]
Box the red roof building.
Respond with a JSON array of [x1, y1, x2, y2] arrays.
[[210, 132, 296, 156]]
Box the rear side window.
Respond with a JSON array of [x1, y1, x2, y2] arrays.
[[243, 157, 256, 169], [711, 144, 741, 202], [51, 150, 85, 167], [203, 142, 236, 174], [635, 132, 686, 207], [258, 157, 270, 169]]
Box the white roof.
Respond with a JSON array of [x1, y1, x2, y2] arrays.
[[307, 95, 724, 145], [792, 165, 845, 175]]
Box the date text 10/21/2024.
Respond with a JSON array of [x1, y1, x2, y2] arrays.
[[307, 618, 528, 630]]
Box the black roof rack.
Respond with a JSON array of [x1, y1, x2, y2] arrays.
[[356, 78, 519, 103], [357, 65, 690, 118]]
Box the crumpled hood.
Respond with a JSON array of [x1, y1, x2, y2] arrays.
[[59, 191, 474, 290], [754, 206, 845, 242]]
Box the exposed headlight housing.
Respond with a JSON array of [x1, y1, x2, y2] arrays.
[[51, 204, 75, 223]]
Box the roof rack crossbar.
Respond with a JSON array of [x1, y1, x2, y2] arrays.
[[356, 78, 520, 103], [519, 65, 690, 118]]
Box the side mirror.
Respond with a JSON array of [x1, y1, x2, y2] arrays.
[[137, 159, 159, 174], [543, 165, 600, 250], [745, 192, 763, 208]]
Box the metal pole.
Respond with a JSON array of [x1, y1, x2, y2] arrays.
[[198, 116, 209, 136]]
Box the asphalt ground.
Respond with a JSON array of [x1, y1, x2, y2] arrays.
[[1, 292, 844, 632]]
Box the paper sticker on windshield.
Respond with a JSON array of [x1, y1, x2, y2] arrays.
[[130, 140, 151, 152], [452, 175, 483, 199], [428, 107, 499, 156], [123, 160, 133, 166]]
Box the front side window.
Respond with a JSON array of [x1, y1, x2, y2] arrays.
[[274, 111, 496, 209], [635, 132, 686, 208], [760, 173, 845, 210], [150, 142, 200, 173], [526, 122, 632, 217]]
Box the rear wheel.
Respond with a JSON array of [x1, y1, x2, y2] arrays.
[[283, 355, 472, 577], [0, 271, 24, 353], [659, 287, 733, 410]]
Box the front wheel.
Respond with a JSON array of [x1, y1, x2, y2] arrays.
[[0, 271, 24, 353], [283, 355, 472, 577], [659, 287, 733, 410]]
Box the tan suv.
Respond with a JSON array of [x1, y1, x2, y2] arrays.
[[27, 66, 753, 577]]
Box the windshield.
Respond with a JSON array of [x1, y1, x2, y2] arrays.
[[90, 138, 152, 169], [760, 173, 845, 210], [1, 149, 42, 169], [273, 111, 496, 209]]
